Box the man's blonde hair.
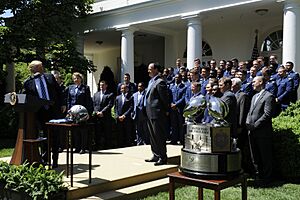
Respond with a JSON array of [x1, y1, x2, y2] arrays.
[[28, 60, 43, 73]]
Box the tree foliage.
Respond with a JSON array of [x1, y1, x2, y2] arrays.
[[0, 0, 96, 74]]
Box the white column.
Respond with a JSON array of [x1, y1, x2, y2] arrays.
[[119, 27, 135, 82], [282, 0, 300, 72], [183, 15, 202, 70]]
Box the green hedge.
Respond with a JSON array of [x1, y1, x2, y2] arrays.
[[272, 101, 300, 179]]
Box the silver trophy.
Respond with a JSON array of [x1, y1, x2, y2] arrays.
[[207, 96, 229, 126], [181, 95, 241, 178], [183, 94, 206, 123]]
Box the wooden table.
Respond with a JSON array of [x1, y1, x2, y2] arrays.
[[168, 172, 247, 200], [46, 122, 94, 187]]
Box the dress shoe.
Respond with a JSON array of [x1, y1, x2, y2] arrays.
[[154, 158, 167, 166], [79, 150, 86, 154], [74, 149, 80, 153], [52, 161, 58, 169], [145, 156, 159, 162]]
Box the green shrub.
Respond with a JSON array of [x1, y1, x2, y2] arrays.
[[0, 105, 18, 140], [0, 161, 68, 200], [272, 101, 300, 179]]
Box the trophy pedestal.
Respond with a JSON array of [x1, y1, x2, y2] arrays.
[[180, 148, 242, 178], [180, 124, 242, 179]]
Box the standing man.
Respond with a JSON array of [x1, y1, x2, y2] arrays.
[[144, 63, 170, 166], [246, 76, 275, 185], [169, 74, 186, 144], [23, 60, 66, 168], [93, 80, 114, 150], [115, 84, 134, 147], [132, 82, 149, 145], [231, 77, 251, 173], [276, 66, 293, 111], [218, 77, 238, 138], [117, 73, 137, 96], [285, 61, 299, 103]]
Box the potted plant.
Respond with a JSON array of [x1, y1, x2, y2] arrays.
[[0, 161, 68, 200]]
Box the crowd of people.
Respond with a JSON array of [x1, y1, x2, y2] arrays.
[[25, 55, 299, 181]]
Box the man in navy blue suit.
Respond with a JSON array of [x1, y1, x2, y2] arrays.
[[285, 61, 299, 103], [93, 80, 114, 149], [115, 84, 134, 147], [276, 66, 293, 110], [169, 74, 186, 144], [23, 60, 66, 167], [132, 82, 149, 145]]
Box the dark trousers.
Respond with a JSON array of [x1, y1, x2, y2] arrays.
[[94, 118, 113, 149], [237, 128, 252, 174], [248, 133, 273, 179], [170, 110, 184, 144], [74, 129, 88, 151], [38, 108, 59, 164], [147, 118, 167, 160], [117, 119, 133, 147], [135, 118, 150, 145]]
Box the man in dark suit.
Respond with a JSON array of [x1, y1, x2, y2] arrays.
[[23, 60, 66, 168], [246, 76, 275, 184], [115, 84, 134, 147], [144, 63, 170, 166], [218, 77, 238, 138], [132, 82, 149, 145], [117, 73, 137, 96], [93, 80, 114, 149]]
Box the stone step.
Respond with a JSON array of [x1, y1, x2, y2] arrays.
[[81, 177, 170, 200], [68, 165, 178, 199]]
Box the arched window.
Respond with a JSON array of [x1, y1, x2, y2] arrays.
[[261, 30, 283, 52], [183, 41, 212, 58], [202, 41, 212, 57]]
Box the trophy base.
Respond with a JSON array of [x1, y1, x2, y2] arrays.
[[180, 148, 242, 179]]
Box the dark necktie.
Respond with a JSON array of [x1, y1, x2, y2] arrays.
[[39, 77, 49, 109], [39, 77, 47, 100]]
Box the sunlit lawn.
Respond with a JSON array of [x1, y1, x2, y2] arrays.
[[1, 147, 299, 200], [141, 182, 300, 200]]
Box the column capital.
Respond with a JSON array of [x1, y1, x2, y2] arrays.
[[115, 25, 138, 33], [181, 13, 202, 26], [284, 0, 300, 10]]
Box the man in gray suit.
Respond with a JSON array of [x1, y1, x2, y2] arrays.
[[246, 76, 275, 184], [218, 77, 237, 138], [144, 63, 170, 166], [231, 77, 251, 173]]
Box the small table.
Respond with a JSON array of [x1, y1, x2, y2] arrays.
[[168, 171, 247, 200], [46, 122, 94, 187]]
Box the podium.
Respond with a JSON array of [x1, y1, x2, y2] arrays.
[[4, 93, 52, 165]]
